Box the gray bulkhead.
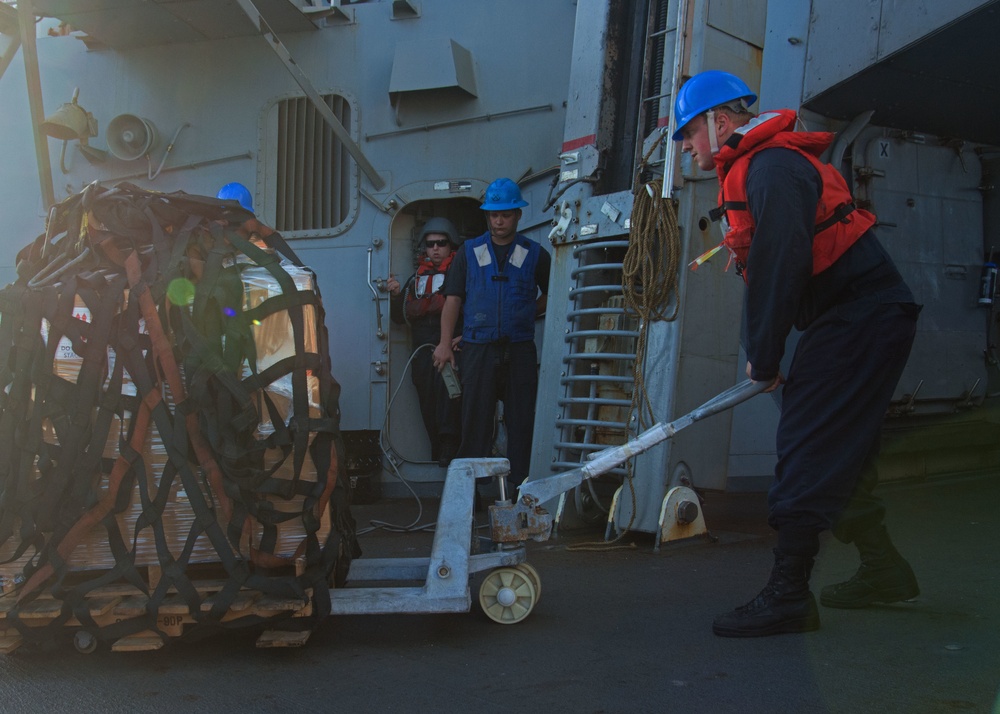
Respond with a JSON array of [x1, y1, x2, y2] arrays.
[[532, 0, 1000, 533], [0, 0, 577, 493], [0, 0, 997, 531]]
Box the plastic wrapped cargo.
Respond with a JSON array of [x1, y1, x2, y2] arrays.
[[0, 183, 358, 646]]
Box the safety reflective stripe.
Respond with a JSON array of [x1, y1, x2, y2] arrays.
[[474, 243, 492, 267], [416, 274, 445, 297], [510, 244, 528, 269]]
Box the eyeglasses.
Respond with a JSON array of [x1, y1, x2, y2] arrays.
[[425, 239, 450, 248]]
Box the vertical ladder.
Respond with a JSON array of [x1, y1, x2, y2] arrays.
[[552, 239, 638, 524]]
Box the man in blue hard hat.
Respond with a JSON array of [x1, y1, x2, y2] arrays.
[[433, 178, 551, 490], [674, 70, 921, 637], [387, 217, 464, 467]]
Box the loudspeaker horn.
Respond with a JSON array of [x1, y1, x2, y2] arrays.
[[107, 114, 157, 161]]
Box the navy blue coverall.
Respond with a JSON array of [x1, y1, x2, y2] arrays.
[[743, 147, 920, 557], [442, 234, 550, 486]]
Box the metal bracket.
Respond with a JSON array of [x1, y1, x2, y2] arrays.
[[654, 486, 711, 552], [488, 498, 554, 544], [548, 200, 573, 244]]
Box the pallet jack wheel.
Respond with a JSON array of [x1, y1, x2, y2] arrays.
[[74, 630, 98, 654], [478, 567, 537, 624], [514, 562, 541, 604]]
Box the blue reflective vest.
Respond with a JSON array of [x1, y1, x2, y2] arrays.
[[462, 232, 540, 344]]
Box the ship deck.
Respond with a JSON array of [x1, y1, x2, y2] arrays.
[[0, 471, 997, 714]]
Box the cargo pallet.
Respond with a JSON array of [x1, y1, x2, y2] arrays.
[[0, 558, 317, 653], [0, 459, 530, 654]]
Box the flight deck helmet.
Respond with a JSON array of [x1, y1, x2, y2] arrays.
[[672, 70, 757, 141], [216, 182, 254, 212], [480, 178, 528, 211], [419, 217, 460, 247]]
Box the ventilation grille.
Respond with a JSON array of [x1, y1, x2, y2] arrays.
[[275, 94, 354, 233]]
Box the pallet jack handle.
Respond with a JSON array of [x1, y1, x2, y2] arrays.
[[516, 379, 769, 506]]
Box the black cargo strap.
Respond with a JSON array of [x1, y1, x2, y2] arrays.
[[814, 202, 857, 234], [710, 201, 856, 237], [0, 183, 352, 643], [708, 201, 747, 223]]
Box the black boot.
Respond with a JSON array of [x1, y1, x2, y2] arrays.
[[820, 526, 919, 609], [713, 549, 820, 637]]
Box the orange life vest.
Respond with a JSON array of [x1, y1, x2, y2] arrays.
[[404, 253, 454, 321], [712, 109, 876, 283]]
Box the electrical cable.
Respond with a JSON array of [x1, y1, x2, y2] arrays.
[[357, 343, 439, 535], [380, 341, 438, 466], [147, 123, 189, 180], [364, 337, 498, 536]]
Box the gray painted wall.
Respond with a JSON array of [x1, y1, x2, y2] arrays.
[[1, 0, 996, 516]]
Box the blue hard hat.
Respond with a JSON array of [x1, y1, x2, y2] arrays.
[[672, 70, 757, 141], [480, 178, 528, 211], [216, 182, 254, 212]]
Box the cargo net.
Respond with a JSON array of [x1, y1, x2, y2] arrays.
[[0, 182, 359, 645]]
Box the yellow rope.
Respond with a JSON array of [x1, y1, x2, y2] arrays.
[[624, 178, 681, 405], [565, 540, 638, 552], [624, 134, 683, 426]]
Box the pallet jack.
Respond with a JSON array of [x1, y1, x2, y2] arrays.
[[2, 380, 765, 652], [331, 380, 768, 625]]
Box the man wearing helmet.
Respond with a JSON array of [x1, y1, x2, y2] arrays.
[[674, 71, 922, 637], [387, 218, 463, 467], [433, 178, 551, 490]]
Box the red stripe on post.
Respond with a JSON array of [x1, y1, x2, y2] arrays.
[[561, 135, 596, 152]]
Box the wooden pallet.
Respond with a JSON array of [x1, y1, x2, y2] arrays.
[[0, 564, 316, 652]]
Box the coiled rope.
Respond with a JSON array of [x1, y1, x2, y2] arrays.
[[624, 132, 682, 419]]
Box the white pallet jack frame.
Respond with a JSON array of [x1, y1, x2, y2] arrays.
[[331, 458, 534, 623], [328, 380, 767, 627]]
